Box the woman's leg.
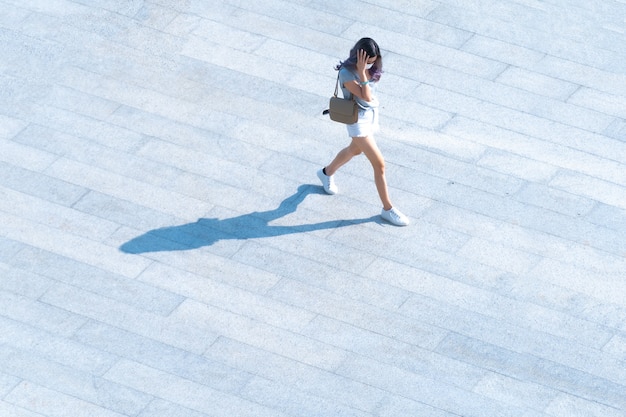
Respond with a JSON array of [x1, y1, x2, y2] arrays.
[[324, 138, 362, 176], [352, 135, 393, 211]]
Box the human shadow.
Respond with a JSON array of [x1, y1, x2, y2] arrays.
[[120, 184, 378, 254]]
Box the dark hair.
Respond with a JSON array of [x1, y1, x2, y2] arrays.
[[336, 37, 383, 82]]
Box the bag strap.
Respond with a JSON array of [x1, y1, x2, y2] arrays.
[[322, 70, 353, 116]]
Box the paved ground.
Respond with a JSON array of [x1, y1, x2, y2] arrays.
[[1, 0, 625, 416]]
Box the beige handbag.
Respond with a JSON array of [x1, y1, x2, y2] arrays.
[[324, 72, 358, 124]]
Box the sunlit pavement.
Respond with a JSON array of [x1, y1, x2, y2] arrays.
[[1, 1, 625, 416]]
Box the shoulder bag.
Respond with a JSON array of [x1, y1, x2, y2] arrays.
[[324, 71, 358, 124]]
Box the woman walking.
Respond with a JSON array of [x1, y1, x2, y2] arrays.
[[318, 37, 409, 226]]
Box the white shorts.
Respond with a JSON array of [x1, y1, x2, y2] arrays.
[[346, 107, 380, 137]]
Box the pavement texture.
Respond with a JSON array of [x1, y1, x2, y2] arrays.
[[1, 0, 626, 416]]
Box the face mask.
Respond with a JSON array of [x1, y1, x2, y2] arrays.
[[366, 63, 374, 70]]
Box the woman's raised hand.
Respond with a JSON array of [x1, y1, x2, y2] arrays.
[[356, 49, 369, 74]]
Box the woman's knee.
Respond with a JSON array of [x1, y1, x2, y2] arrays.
[[348, 141, 363, 156], [372, 159, 385, 174]]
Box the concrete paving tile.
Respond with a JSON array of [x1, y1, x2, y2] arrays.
[[205, 336, 386, 413], [155, 0, 238, 20], [2, 1, 625, 415], [456, 237, 542, 275], [522, 409, 554, 417], [484, 222, 626, 275], [0, 371, 20, 397], [444, 101, 624, 168], [602, 333, 626, 361], [496, 66, 579, 101], [0, 161, 87, 207], [384, 123, 487, 162], [44, 158, 213, 220], [460, 34, 546, 68], [0, 27, 65, 85], [0, 114, 27, 139], [296, 247, 410, 306], [132, 2, 180, 30], [401, 294, 626, 390], [136, 399, 213, 417], [0, 264, 53, 299], [235, 0, 351, 36], [529, 258, 626, 307], [0, 2, 30, 27], [419, 200, 503, 236], [2, 0, 87, 16], [10, 246, 183, 315], [45, 86, 121, 120], [56, 65, 206, 121], [104, 359, 289, 417], [268, 278, 445, 350], [337, 353, 524, 417], [472, 372, 559, 411], [73, 320, 253, 393], [368, 257, 613, 350], [545, 393, 625, 417], [135, 139, 282, 201], [429, 2, 622, 71], [604, 118, 626, 142], [40, 283, 216, 355], [476, 149, 558, 183], [121, 241, 281, 294], [302, 315, 485, 389], [111, 108, 274, 169], [4, 380, 134, 417], [435, 333, 626, 411], [0, 344, 151, 416], [549, 169, 626, 210], [259, 229, 379, 275], [0, 210, 151, 278], [181, 36, 294, 85], [0, 185, 120, 242], [240, 376, 371, 417], [443, 116, 626, 183], [193, 20, 271, 53], [399, 55, 608, 134], [10, 107, 149, 154], [369, 237, 508, 293], [67, 0, 145, 18], [0, 316, 117, 376], [530, 54, 626, 97], [232, 238, 360, 283], [72, 190, 183, 232], [136, 261, 317, 332], [172, 298, 346, 371], [0, 401, 48, 417], [585, 202, 626, 232], [513, 182, 597, 218], [384, 139, 524, 197], [194, 7, 350, 61], [497, 272, 626, 330], [313, 0, 465, 47], [0, 290, 87, 338], [374, 394, 460, 417]]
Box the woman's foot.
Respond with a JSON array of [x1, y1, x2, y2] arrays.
[[381, 207, 409, 226], [317, 168, 338, 195]]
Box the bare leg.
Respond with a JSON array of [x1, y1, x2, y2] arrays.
[[352, 136, 393, 210], [324, 139, 362, 176]]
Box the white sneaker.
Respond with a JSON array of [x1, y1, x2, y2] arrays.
[[317, 168, 338, 195], [381, 207, 409, 226]]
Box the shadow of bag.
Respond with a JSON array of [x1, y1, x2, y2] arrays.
[[325, 72, 358, 124]]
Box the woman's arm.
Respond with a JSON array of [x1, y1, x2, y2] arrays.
[[344, 49, 373, 102]]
